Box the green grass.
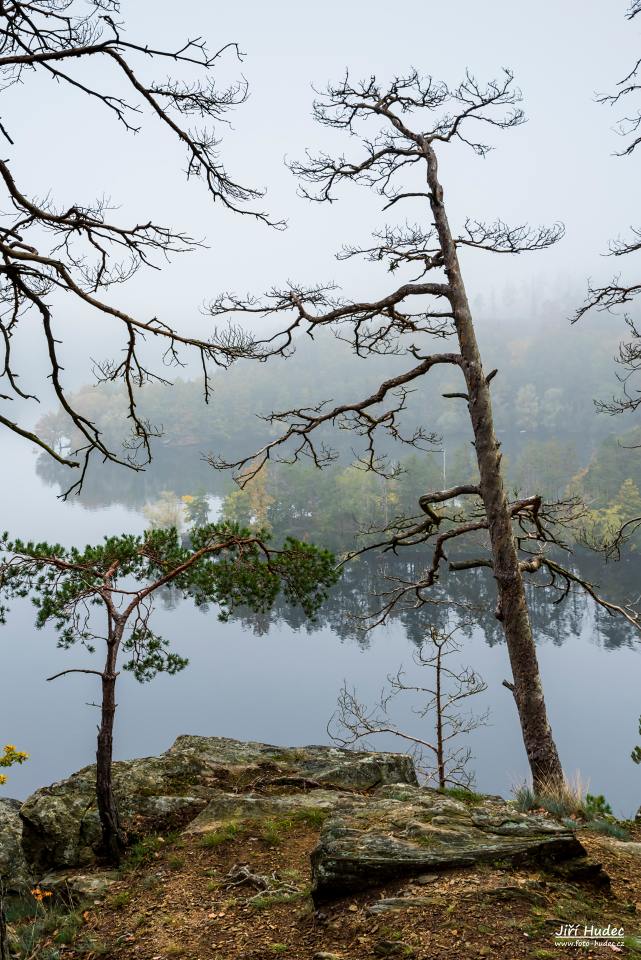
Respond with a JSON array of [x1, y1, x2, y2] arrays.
[[125, 832, 178, 869], [75, 937, 110, 956], [260, 818, 287, 846], [255, 809, 329, 847], [512, 777, 587, 819], [624, 936, 641, 956], [8, 914, 56, 959], [513, 784, 536, 813], [200, 821, 243, 847], [181, 808, 327, 855], [2, 894, 38, 923], [413, 832, 436, 847], [439, 786, 484, 806], [513, 781, 630, 839], [288, 807, 329, 828], [6, 902, 114, 959], [8, 905, 84, 957], [583, 818, 631, 840], [108, 890, 132, 910], [164, 942, 186, 957], [54, 910, 83, 945], [250, 889, 310, 911]]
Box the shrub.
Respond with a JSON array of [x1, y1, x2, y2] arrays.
[[585, 793, 613, 818]]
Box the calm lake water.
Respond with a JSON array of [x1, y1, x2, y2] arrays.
[[1, 434, 640, 817]]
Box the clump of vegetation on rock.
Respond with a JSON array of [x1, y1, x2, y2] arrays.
[[513, 780, 631, 839]]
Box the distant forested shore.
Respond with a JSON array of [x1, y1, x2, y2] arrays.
[[35, 323, 641, 555]]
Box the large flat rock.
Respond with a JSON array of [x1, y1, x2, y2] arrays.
[[19, 737, 417, 872], [310, 784, 604, 901], [184, 789, 353, 834]]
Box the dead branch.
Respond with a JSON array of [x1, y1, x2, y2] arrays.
[[0, 1, 278, 493], [575, 3, 641, 419]]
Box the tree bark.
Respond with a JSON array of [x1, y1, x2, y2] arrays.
[[96, 627, 126, 864], [435, 643, 446, 789], [0, 884, 8, 960], [424, 141, 563, 789]]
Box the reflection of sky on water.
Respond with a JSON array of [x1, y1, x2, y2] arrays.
[[2, 435, 640, 817]]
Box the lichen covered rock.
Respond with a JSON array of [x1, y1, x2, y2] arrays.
[[19, 736, 417, 871], [310, 787, 605, 900], [0, 797, 32, 891], [39, 869, 120, 902], [184, 789, 349, 834], [13, 737, 606, 900]]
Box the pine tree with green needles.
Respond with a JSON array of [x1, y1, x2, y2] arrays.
[[0, 524, 337, 864]]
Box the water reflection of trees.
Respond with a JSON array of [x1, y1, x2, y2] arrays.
[[228, 552, 639, 652], [36, 446, 232, 509], [37, 446, 639, 653]]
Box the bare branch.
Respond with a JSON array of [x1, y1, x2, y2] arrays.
[[208, 354, 461, 485], [576, 2, 641, 427], [456, 219, 565, 255], [46, 668, 105, 681], [0, 1, 279, 492]]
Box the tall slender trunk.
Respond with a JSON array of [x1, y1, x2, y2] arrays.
[[96, 622, 126, 864], [435, 643, 446, 789], [425, 142, 563, 789]]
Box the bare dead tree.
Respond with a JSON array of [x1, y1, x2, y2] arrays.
[[330, 624, 488, 789], [206, 69, 641, 789], [574, 0, 641, 416], [0, 1, 280, 494]]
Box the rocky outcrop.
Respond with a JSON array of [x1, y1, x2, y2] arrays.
[[18, 736, 416, 872], [0, 797, 32, 891], [3, 736, 606, 902], [308, 784, 602, 900]]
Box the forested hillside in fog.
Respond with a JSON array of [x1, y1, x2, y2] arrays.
[[38, 313, 627, 476]]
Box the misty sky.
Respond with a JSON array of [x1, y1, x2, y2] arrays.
[[2, 0, 640, 406]]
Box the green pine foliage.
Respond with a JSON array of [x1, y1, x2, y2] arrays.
[[0, 523, 338, 682]]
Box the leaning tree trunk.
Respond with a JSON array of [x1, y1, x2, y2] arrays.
[[96, 629, 126, 864], [425, 143, 563, 790]]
